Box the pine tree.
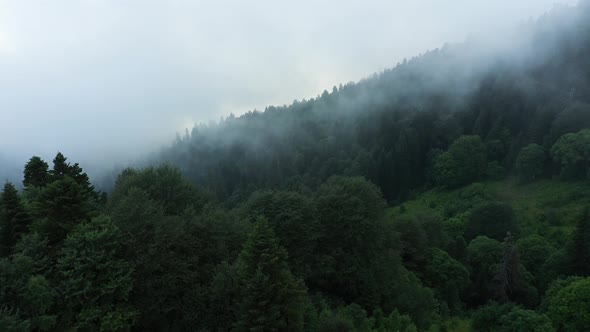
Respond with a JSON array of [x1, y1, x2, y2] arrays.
[[34, 177, 94, 245], [48, 152, 96, 199], [568, 207, 590, 276], [50, 152, 70, 181], [234, 218, 306, 332], [0, 183, 32, 256], [23, 156, 49, 188]]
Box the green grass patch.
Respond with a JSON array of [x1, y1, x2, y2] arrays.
[[388, 178, 590, 245]]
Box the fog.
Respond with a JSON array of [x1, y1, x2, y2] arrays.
[[0, 0, 579, 182]]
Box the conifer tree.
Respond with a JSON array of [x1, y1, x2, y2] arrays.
[[50, 152, 70, 182], [23, 156, 49, 188], [234, 218, 306, 332], [34, 177, 94, 245], [0, 183, 32, 256]]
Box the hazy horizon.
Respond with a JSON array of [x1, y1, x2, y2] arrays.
[[0, 0, 579, 182]]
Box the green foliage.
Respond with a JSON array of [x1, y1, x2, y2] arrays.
[[466, 202, 517, 241], [313, 304, 417, 332], [420, 248, 469, 312], [234, 218, 306, 332], [23, 156, 49, 188], [516, 144, 545, 183], [6, 6, 590, 328], [567, 206, 590, 276], [434, 135, 487, 189], [466, 236, 503, 305], [241, 190, 319, 279], [109, 165, 212, 215], [472, 303, 554, 332], [549, 102, 590, 144], [0, 308, 31, 332], [551, 128, 590, 179], [56, 216, 137, 330], [545, 277, 590, 331], [391, 270, 438, 330], [0, 255, 56, 331], [497, 307, 554, 332], [33, 176, 95, 245], [517, 235, 557, 289], [393, 216, 429, 272], [0, 183, 32, 256], [313, 176, 401, 310]]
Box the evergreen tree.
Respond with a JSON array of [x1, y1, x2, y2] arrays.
[[234, 218, 306, 332], [48, 152, 96, 195], [56, 216, 137, 330], [0, 183, 32, 257], [34, 177, 94, 245], [23, 156, 49, 188], [50, 152, 70, 181], [568, 207, 590, 276]]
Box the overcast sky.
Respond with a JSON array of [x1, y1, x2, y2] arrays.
[[0, 0, 579, 177]]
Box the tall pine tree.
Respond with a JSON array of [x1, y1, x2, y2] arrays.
[[50, 152, 70, 181], [235, 218, 306, 332]]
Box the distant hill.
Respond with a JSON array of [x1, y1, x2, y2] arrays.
[[157, 3, 590, 204]]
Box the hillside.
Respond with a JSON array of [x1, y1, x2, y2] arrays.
[[3, 2, 590, 332], [389, 178, 590, 242], [159, 3, 590, 205]]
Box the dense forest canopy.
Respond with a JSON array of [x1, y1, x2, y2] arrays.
[[3, 2, 590, 331]]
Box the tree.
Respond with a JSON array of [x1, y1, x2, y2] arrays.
[[515, 144, 545, 183], [393, 217, 428, 271], [34, 176, 95, 245], [108, 165, 211, 216], [419, 248, 469, 312], [466, 202, 517, 241], [517, 235, 557, 289], [234, 218, 306, 332], [50, 152, 69, 181], [549, 102, 590, 144], [466, 236, 503, 305], [545, 277, 590, 331], [434, 135, 487, 188], [0, 255, 57, 331], [56, 216, 137, 330], [472, 303, 554, 332], [551, 128, 590, 179], [471, 302, 516, 332], [497, 307, 554, 332], [242, 190, 319, 280], [313, 176, 400, 310], [567, 207, 590, 276], [23, 156, 49, 188], [0, 183, 32, 256]]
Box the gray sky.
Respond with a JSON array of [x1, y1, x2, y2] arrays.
[[0, 0, 579, 177]]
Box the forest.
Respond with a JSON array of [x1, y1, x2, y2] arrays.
[[2, 2, 590, 331]]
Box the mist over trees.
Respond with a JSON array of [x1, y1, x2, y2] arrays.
[[158, 3, 590, 205], [2, 2, 590, 331]]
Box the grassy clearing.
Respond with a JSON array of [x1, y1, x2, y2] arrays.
[[388, 178, 590, 245]]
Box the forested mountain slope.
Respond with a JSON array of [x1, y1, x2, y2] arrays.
[[3, 2, 590, 332], [160, 3, 590, 204]]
